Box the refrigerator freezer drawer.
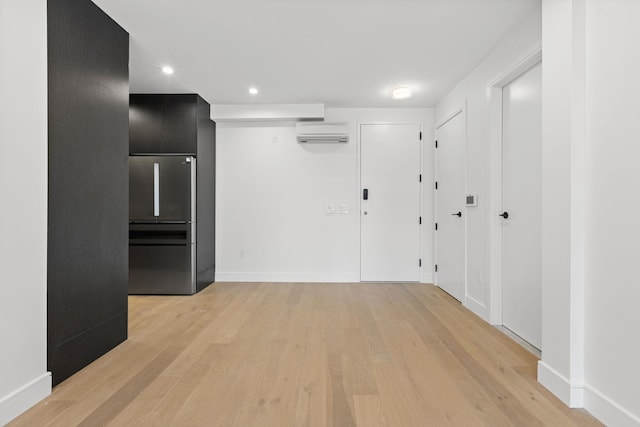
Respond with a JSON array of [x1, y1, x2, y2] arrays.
[[129, 222, 194, 245], [129, 243, 195, 295]]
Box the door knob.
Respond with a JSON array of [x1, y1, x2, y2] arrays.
[[451, 211, 462, 217], [499, 211, 509, 219]]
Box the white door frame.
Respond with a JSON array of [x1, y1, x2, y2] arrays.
[[434, 104, 467, 300], [357, 121, 424, 281], [488, 42, 542, 325]]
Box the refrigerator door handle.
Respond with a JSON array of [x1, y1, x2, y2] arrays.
[[153, 162, 160, 217]]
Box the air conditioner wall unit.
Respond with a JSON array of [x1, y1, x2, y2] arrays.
[[296, 122, 349, 143]]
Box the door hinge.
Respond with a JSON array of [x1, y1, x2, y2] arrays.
[[435, 264, 438, 272], [419, 132, 422, 140], [435, 140, 438, 149], [419, 259, 422, 267], [435, 223, 438, 230], [419, 174, 422, 182], [419, 216, 422, 225], [435, 181, 438, 190]]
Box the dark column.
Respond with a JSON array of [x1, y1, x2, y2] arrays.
[[47, 0, 129, 386]]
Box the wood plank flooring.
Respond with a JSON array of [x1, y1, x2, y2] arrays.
[[10, 283, 602, 426]]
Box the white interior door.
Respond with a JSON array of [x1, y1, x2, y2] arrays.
[[501, 62, 542, 349], [435, 111, 465, 301], [360, 124, 421, 282]]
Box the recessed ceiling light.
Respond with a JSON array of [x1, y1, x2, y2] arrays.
[[161, 66, 174, 75], [392, 86, 412, 100], [248, 87, 259, 95]]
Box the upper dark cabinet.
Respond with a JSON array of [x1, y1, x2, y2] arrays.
[[130, 94, 209, 154]]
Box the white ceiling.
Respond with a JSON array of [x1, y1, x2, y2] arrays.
[[92, 0, 540, 108]]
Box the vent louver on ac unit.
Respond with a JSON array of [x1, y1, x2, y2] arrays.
[[296, 122, 349, 143]]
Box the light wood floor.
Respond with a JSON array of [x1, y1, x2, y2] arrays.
[[11, 283, 601, 426]]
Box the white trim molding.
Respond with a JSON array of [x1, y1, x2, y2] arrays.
[[584, 384, 640, 427], [539, 366, 640, 427], [215, 272, 360, 283], [435, 105, 464, 130], [421, 272, 434, 284], [0, 372, 51, 426], [464, 295, 489, 322], [488, 41, 543, 89], [537, 361, 584, 408]]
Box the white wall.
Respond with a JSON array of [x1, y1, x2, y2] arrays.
[[0, 0, 51, 424], [215, 108, 433, 283], [434, 11, 542, 321], [582, 0, 640, 424]]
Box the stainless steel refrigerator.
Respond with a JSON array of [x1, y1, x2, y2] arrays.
[[129, 155, 196, 294]]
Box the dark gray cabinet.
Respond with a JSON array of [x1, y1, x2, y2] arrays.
[[129, 94, 216, 292], [48, 0, 129, 385], [130, 94, 209, 154]]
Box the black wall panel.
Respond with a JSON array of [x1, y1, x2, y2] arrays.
[[48, 0, 129, 386]]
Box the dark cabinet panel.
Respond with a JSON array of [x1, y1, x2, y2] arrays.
[[129, 98, 163, 153], [196, 99, 216, 291], [162, 97, 197, 153], [130, 94, 198, 154], [128, 156, 156, 221], [48, 0, 129, 386]]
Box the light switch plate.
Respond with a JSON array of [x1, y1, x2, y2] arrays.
[[465, 194, 477, 207]]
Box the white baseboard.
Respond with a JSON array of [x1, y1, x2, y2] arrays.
[[215, 271, 360, 283], [215, 272, 435, 284], [0, 372, 51, 426], [538, 363, 640, 426], [464, 295, 489, 322], [421, 272, 433, 284], [537, 361, 584, 408], [584, 384, 640, 427]]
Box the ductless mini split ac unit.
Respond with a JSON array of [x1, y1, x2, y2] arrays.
[[296, 122, 349, 143]]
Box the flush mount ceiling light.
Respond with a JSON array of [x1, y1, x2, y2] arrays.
[[248, 87, 259, 95], [392, 86, 412, 100], [161, 66, 174, 75]]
